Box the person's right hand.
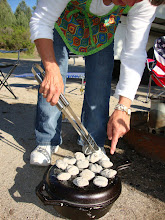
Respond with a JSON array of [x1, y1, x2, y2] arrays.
[[39, 63, 64, 106]]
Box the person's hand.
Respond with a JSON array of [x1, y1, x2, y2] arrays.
[[39, 63, 64, 106], [107, 109, 130, 154]]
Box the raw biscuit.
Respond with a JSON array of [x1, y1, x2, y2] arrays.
[[66, 165, 79, 176], [89, 163, 103, 173], [99, 160, 113, 168], [93, 176, 108, 187], [63, 157, 76, 165], [57, 172, 71, 181], [80, 169, 95, 181], [75, 152, 86, 161], [56, 159, 68, 170], [87, 152, 103, 163], [101, 169, 117, 178], [73, 177, 89, 187], [76, 159, 89, 169]]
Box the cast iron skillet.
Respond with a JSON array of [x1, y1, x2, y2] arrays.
[[36, 163, 131, 220]]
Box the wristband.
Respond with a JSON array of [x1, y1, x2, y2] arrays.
[[115, 103, 131, 116]]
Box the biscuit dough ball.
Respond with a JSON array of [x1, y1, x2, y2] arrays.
[[89, 163, 103, 173], [87, 152, 103, 163], [101, 153, 110, 161], [56, 159, 68, 170], [80, 169, 95, 181], [75, 152, 86, 161], [99, 160, 113, 169], [101, 169, 117, 178], [93, 176, 108, 187], [63, 157, 76, 165], [66, 165, 79, 176], [73, 177, 89, 187], [57, 172, 71, 181], [76, 159, 89, 169]]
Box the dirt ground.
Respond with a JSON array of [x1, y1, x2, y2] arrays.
[[0, 57, 165, 220]]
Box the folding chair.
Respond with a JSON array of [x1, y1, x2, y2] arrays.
[[146, 36, 165, 102], [0, 48, 27, 99]]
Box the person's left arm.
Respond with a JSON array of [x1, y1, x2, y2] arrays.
[[107, 0, 157, 154]]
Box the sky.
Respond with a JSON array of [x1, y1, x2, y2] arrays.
[[8, 0, 37, 13]]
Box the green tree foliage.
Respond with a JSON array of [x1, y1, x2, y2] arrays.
[[26, 7, 32, 22], [15, 10, 29, 28], [32, 6, 36, 12], [32, 0, 38, 12], [0, 0, 16, 27], [15, 0, 32, 27], [0, 26, 34, 53], [0, 0, 35, 54]]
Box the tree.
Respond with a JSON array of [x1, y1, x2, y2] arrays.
[[15, 0, 32, 25], [0, 0, 16, 27], [26, 7, 32, 22], [32, 0, 38, 13], [0, 0, 35, 54], [15, 11, 29, 28]]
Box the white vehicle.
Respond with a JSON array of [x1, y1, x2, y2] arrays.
[[114, 5, 165, 60]]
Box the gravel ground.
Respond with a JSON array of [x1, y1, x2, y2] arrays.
[[0, 58, 165, 220]]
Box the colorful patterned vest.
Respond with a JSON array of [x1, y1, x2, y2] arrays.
[[55, 0, 130, 56]]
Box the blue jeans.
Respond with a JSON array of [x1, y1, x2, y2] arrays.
[[35, 29, 114, 148]]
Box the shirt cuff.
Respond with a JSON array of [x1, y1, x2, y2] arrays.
[[30, 25, 54, 42]]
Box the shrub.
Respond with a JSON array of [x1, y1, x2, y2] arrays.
[[0, 26, 35, 54]]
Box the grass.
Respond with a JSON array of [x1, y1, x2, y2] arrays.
[[0, 49, 40, 60]]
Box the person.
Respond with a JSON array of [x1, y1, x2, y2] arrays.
[[29, 0, 165, 166]]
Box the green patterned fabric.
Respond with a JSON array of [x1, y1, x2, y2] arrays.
[[55, 0, 130, 56]]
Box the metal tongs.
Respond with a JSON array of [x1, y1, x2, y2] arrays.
[[31, 64, 100, 154]]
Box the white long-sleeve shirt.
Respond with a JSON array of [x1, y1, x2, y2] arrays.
[[30, 0, 157, 101]]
